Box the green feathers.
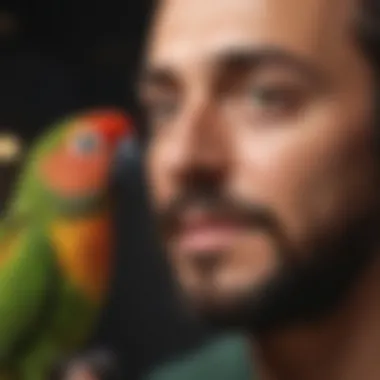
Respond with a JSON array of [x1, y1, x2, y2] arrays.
[[0, 109, 126, 380], [8, 120, 69, 221], [0, 224, 57, 363]]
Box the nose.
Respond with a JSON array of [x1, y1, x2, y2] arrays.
[[166, 101, 231, 190]]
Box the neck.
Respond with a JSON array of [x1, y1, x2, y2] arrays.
[[252, 254, 380, 380]]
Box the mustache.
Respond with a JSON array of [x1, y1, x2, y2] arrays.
[[156, 190, 285, 242]]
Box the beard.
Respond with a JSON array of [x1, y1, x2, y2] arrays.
[[195, 215, 379, 335], [156, 187, 380, 335]]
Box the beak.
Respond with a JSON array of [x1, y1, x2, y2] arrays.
[[111, 137, 141, 186]]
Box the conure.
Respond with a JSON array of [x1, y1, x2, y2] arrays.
[[0, 109, 132, 380]]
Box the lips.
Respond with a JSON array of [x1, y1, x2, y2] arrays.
[[172, 208, 246, 254]]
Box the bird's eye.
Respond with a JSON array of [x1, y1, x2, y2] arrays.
[[71, 131, 102, 155]]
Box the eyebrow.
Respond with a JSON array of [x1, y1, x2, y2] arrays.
[[213, 46, 327, 86], [137, 65, 178, 95], [137, 46, 327, 92]]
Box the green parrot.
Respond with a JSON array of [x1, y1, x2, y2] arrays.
[[0, 109, 132, 380]]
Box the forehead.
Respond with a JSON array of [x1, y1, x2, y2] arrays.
[[146, 0, 358, 72]]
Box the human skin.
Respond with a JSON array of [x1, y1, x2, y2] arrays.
[[141, 0, 380, 378]]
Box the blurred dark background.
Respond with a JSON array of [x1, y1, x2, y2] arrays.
[[0, 0, 212, 379]]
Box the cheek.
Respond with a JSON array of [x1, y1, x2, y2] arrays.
[[41, 150, 110, 196], [232, 110, 377, 250], [145, 143, 168, 209]]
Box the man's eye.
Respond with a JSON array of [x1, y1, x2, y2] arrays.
[[145, 99, 179, 126], [249, 86, 300, 113]]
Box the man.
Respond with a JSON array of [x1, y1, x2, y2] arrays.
[[138, 0, 380, 378]]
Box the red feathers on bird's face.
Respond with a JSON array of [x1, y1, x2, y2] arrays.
[[46, 110, 133, 302], [40, 109, 133, 199], [67, 109, 132, 155]]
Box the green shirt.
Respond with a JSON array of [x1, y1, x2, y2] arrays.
[[146, 334, 254, 380]]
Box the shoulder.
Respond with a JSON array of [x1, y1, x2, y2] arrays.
[[145, 334, 251, 380]]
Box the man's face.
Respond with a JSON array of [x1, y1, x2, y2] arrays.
[[142, 0, 380, 328]]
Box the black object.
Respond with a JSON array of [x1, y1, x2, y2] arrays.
[[92, 139, 210, 380]]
